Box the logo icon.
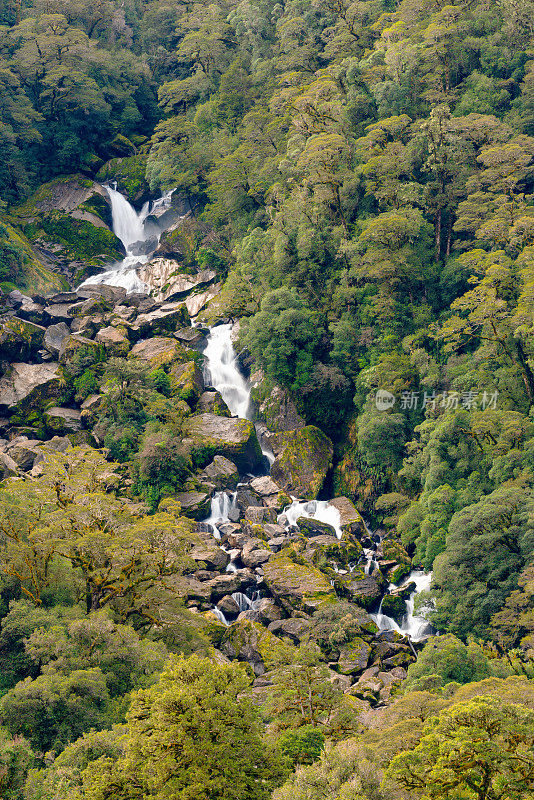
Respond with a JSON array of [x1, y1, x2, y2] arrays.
[[375, 389, 396, 411]]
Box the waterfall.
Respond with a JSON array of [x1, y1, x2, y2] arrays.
[[204, 324, 252, 419], [80, 185, 174, 293], [279, 499, 343, 539], [204, 491, 238, 540], [370, 570, 434, 642]]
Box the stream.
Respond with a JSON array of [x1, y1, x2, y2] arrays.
[[82, 184, 434, 641]]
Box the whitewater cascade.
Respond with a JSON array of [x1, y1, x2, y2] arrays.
[[81, 185, 174, 293], [204, 324, 252, 419], [371, 571, 433, 642]]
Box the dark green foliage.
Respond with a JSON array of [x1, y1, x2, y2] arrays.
[[278, 726, 324, 766]]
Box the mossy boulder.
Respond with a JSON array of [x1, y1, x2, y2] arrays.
[[271, 426, 333, 499], [130, 337, 186, 368], [0, 317, 45, 362], [388, 563, 412, 584], [95, 326, 130, 356], [174, 491, 212, 521], [127, 301, 190, 339], [345, 575, 382, 610], [380, 594, 406, 623], [170, 360, 204, 405], [59, 336, 103, 368], [0, 362, 61, 414], [337, 637, 372, 675], [196, 390, 231, 417], [0, 219, 64, 294], [43, 407, 82, 435], [220, 620, 287, 675], [262, 552, 336, 614], [184, 413, 263, 472]]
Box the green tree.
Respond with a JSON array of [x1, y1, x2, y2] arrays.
[[386, 696, 534, 800], [81, 655, 286, 800]]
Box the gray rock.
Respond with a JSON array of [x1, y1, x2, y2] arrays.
[[196, 390, 231, 417], [297, 516, 337, 538], [95, 326, 129, 355], [43, 407, 82, 434], [174, 491, 211, 521], [43, 303, 75, 323], [0, 451, 20, 478], [267, 618, 311, 644], [185, 413, 263, 472], [217, 595, 240, 617], [202, 455, 239, 489], [0, 362, 61, 413], [328, 497, 365, 536], [245, 506, 278, 525], [249, 476, 280, 497], [190, 542, 230, 571], [5, 437, 44, 471], [241, 539, 272, 569], [44, 322, 71, 357]]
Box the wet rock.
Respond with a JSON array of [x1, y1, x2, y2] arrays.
[[186, 284, 221, 317], [137, 259, 217, 302], [380, 594, 406, 623], [175, 491, 211, 521], [207, 573, 243, 601], [0, 362, 61, 413], [263, 552, 336, 614], [4, 438, 44, 471], [328, 497, 366, 536], [271, 426, 333, 499], [217, 595, 240, 617], [17, 298, 45, 324], [245, 506, 278, 525], [174, 327, 208, 349], [297, 517, 337, 538], [346, 576, 381, 609], [43, 407, 82, 434], [185, 413, 263, 472], [77, 285, 127, 303], [253, 378, 306, 433]]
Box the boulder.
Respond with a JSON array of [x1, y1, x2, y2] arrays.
[[346, 575, 381, 609], [43, 407, 82, 434], [245, 506, 278, 525], [380, 594, 407, 623], [185, 284, 221, 317], [206, 573, 243, 601], [17, 298, 45, 325], [0, 451, 20, 478], [169, 361, 204, 404], [217, 595, 240, 617], [263, 552, 336, 614], [297, 517, 337, 538], [80, 394, 103, 427], [202, 455, 239, 489], [190, 543, 230, 571], [95, 326, 130, 356], [219, 620, 281, 675], [136, 259, 217, 302], [174, 327, 207, 349], [174, 491, 211, 520], [267, 618, 311, 644], [241, 539, 272, 569], [43, 303, 75, 323], [328, 497, 366, 536], [250, 476, 280, 497], [271, 426, 333, 499], [43, 322, 71, 357], [130, 336, 183, 368], [0, 318, 46, 361], [0, 362, 61, 413], [4, 438, 43, 471], [252, 377, 306, 433], [185, 413, 263, 472], [59, 335, 101, 367], [127, 301, 189, 338], [77, 285, 127, 303], [196, 390, 231, 417], [337, 638, 372, 675]]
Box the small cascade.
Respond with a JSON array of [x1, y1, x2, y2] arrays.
[[204, 491, 237, 539], [204, 324, 252, 419], [212, 607, 229, 626], [279, 499, 343, 539], [81, 185, 174, 293], [371, 570, 433, 642], [231, 591, 262, 612]]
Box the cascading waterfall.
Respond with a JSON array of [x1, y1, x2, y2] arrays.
[[371, 571, 433, 642], [81, 185, 174, 293], [204, 324, 252, 419], [201, 321, 433, 640]]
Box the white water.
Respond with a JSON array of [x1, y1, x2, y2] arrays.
[[204, 324, 252, 419], [371, 570, 433, 642], [204, 491, 238, 540], [81, 186, 174, 293], [279, 499, 343, 539]]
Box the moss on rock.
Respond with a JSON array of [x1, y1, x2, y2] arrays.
[[271, 426, 333, 499]]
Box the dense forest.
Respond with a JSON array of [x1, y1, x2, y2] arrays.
[[1, 0, 534, 797]]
